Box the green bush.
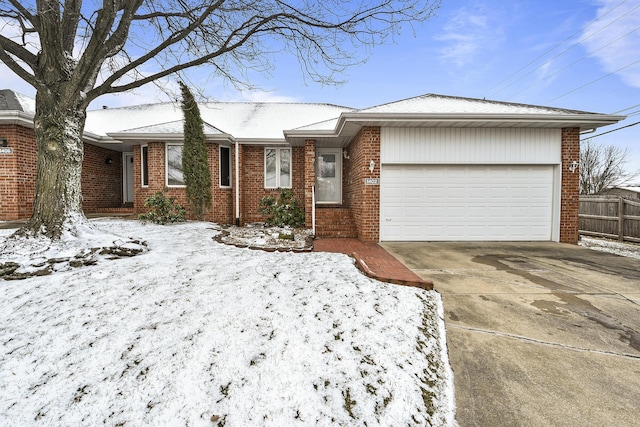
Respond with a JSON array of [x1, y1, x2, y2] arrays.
[[258, 188, 305, 227], [138, 190, 186, 224]]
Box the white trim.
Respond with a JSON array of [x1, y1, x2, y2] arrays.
[[219, 145, 232, 188], [315, 148, 342, 204], [264, 147, 292, 189], [165, 143, 186, 187], [122, 152, 134, 203], [141, 144, 149, 187], [380, 164, 557, 241]]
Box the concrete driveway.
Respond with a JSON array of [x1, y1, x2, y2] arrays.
[[381, 242, 640, 427]]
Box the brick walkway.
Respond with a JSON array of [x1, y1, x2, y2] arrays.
[[313, 238, 433, 290]]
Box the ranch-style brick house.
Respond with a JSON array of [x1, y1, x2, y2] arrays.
[[0, 89, 623, 244]]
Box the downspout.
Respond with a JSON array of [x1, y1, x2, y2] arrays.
[[235, 139, 240, 226], [312, 185, 316, 235]]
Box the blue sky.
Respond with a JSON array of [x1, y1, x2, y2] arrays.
[[3, 0, 639, 175]]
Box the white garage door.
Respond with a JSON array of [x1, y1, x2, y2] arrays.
[[380, 165, 555, 241]]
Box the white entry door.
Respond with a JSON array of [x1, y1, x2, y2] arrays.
[[316, 148, 342, 204], [123, 153, 134, 203]]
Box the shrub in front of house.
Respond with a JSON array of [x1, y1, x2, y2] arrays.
[[258, 188, 305, 228], [139, 190, 186, 224]]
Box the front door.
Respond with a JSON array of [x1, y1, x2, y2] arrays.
[[316, 148, 342, 204], [123, 153, 134, 203]]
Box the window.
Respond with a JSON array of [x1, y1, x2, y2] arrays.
[[265, 148, 291, 188], [220, 146, 231, 187], [166, 144, 184, 186], [141, 145, 149, 187]]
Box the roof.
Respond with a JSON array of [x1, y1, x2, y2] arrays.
[[0, 90, 624, 148], [610, 186, 640, 193], [84, 101, 354, 141], [287, 93, 625, 146], [107, 120, 228, 141], [358, 93, 594, 115]]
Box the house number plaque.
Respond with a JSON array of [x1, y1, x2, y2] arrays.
[[0, 147, 13, 154], [364, 178, 379, 185]]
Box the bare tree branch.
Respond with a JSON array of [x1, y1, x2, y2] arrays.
[[580, 139, 640, 194], [0, 33, 38, 86]]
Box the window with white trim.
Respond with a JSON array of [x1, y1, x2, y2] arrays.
[[141, 145, 149, 187], [265, 148, 291, 188], [166, 144, 185, 186], [220, 146, 231, 187]]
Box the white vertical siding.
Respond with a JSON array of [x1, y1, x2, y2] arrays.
[[380, 127, 562, 164]]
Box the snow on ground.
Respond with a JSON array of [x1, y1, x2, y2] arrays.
[[0, 219, 456, 426], [579, 236, 640, 260]]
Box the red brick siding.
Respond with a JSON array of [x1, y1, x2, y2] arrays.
[[0, 124, 121, 220], [0, 124, 30, 219], [344, 126, 381, 242], [560, 127, 580, 244], [304, 140, 315, 228], [211, 145, 234, 224], [235, 143, 244, 225], [132, 142, 235, 223], [240, 145, 305, 224], [81, 143, 123, 212]]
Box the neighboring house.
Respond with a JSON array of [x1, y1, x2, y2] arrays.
[[0, 89, 624, 244], [597, 186, 640, 200]]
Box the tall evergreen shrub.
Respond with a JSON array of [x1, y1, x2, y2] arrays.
[[180, 82, 212, 220]]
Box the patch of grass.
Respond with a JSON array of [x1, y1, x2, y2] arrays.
[[361, 355, 375, 365], [342, 388, 357, 419], [414, 293, 445, 418], [375, 393, 393, 416], [217, 382, 231, 403]]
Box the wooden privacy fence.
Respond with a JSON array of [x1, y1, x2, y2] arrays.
[[579, 196, 640, 243]]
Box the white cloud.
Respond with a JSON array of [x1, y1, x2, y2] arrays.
[[436, 4, 504, 67], [581, 0, 640, 88]]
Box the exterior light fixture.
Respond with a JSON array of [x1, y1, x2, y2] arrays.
[[0, 137, 7, 147], [105, 157, 113, 165], [568, 160, 579, 173], [369, 159, 375, 173]]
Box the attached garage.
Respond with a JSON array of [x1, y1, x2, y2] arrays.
[[379, 127, 561, 242]]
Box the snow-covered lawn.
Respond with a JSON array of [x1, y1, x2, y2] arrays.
[[0, 219, 456, 426], [579, 236, 640, 260]]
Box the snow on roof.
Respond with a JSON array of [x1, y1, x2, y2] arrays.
[[13, 92, 36, 115], [114, 119, 225, 135], [358, 93, 595, 115], [86, 101, 354, 139], [0, 89, 34, 114], [2, 89, 614, 140], [292, 93, 602, 132], [613, 186, 640, 193]]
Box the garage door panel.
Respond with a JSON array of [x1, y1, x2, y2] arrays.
[[381, 165, 554, 241]]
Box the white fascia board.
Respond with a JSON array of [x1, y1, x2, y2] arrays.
[[284, 112, 625, 147], [106, 132, 234, 143], [0, 111, 115, 144], [283, 129, 336, 138], [335, 112, 626, 129], [0, 111, 34, 127], [235, 138, 289, 146]]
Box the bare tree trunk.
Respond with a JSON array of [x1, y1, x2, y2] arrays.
[[22, 91, 88, 239]]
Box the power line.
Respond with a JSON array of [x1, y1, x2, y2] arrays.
[[612, 103, 640, 114], [546, 58, 640, 103], [508, 25, 640, 99], [484, 0, 631, 98], [582, 119, 640, 139], [495, 3, 640, 99]]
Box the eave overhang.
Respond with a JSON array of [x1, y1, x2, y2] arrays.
[[284, 112, 626, 147]]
